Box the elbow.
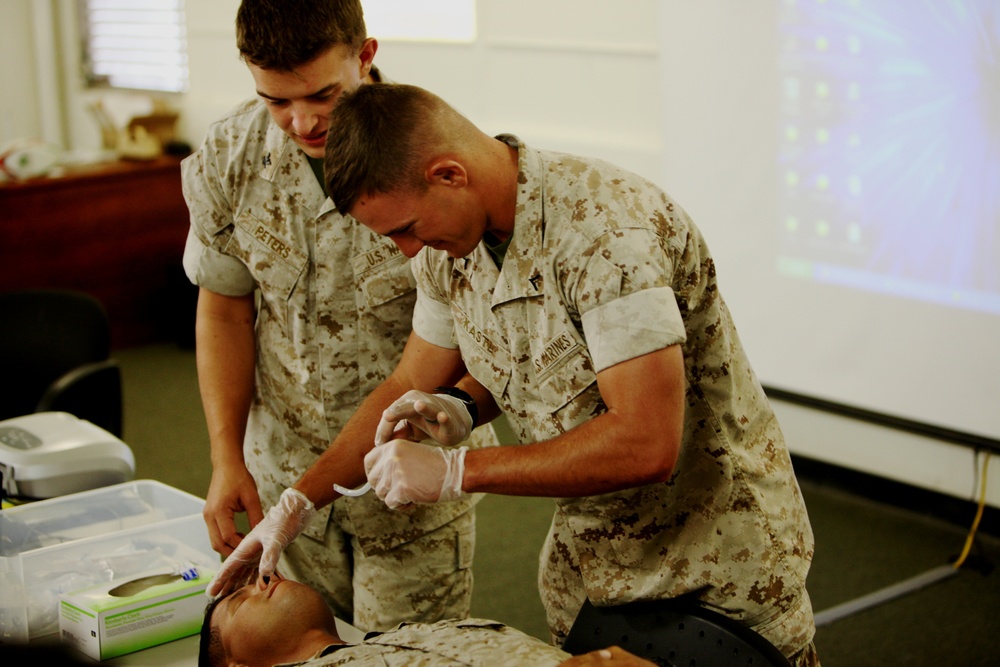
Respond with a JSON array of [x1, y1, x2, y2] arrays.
[[647, 464, 675, 486], [642, 457, 676, 486], [634, 436, 680, 486]]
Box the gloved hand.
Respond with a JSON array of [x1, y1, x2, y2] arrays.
[[375, 390, 473, 447], [206, 487, 316, 599], [365, 440, 468, 509]]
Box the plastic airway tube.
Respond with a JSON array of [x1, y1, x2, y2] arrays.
[[334, 481, 370, 497]]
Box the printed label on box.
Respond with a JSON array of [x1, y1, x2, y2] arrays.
[[59, 568, 213, 660]]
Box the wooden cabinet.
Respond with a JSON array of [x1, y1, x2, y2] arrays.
[[0, 157, 194, 349]]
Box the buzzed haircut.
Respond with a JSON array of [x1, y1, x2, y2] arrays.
[[324, 83, 443, 214], [198, 596, 225, 667]]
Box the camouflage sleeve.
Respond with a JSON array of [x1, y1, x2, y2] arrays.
[[576, 228, 686, 372], [179, 138, 254, 296], [181, 227, 254, 296]]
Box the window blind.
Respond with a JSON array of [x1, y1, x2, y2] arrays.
[[80, 0, 188, 93]]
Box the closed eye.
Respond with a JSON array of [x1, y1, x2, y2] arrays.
[[387, 222, 416, 238], [222, 588, 249, 616]]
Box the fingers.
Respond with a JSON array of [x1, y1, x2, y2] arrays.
[[411, 398, 446, 422], [207, 553, 256, 598], [243, 491, 265, 528], [257, 536, 283, 582], [365, 443, 408, 509], [375, 391, 452, 446], [207, 528, 263, 598], [363, 442, 382, 476], [204, 509, 240, 557], [203, 484, 244, 555], [206, 488, 313, 599], [364, 444, 395, 502], [204, 469, 264, 555], [375, 418, 418, 447], [374, 414, 403, 447], [364, 440, 458, 509]]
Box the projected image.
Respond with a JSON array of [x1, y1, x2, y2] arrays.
[[776, 0, 1000, 314]]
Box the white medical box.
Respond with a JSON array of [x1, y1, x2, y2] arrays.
[[0, 480, 218, 644], [59, 566, 213, 660]]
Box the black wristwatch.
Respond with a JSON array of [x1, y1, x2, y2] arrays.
[[433, 386, 478, 426]]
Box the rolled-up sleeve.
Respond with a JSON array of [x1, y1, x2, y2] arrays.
[[180, 145, 254, 296], [577, 228, 687, 373], [582, 287, 685, 372], [411, 287, 458, 349], [181, 227, 254, 296]]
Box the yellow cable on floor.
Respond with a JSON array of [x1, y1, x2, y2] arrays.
[[953, 451, 991, 570]]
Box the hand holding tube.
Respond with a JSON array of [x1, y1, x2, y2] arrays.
[[374, 390, 473, 447], [206, 487, 316, 598], [365, 440, 468, 509]]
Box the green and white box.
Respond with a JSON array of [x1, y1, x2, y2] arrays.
[[58, 567, 213, 660]]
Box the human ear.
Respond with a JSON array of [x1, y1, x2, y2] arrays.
[[358, 38, 378, 75], [426, 159, 468, 188]]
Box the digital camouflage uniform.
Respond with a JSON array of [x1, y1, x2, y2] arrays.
[[411, 136, 817, 660], [180, 93, 497, 631], [278, 618, 571, 666]]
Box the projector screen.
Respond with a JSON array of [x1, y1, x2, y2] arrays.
[[659, 0, 999, 443]]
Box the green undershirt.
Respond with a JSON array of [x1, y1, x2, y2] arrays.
[[307, 156, 327, 196], [484, 232, 511, 268]]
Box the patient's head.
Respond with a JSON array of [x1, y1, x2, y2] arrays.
[[199, 575, 341, 667]]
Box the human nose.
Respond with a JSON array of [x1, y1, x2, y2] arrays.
[[250, 572, 284, 597], [289, 103, 321, 136], [249, 569, 283, 592], [393, 236, 425, 258]]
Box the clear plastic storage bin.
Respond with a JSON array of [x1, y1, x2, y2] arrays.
[[0, 480, 218, 643]]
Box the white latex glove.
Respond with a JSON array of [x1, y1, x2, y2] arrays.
[[365, 440, 468, 509], [375, 390, 473, 447], [206, 487, 316, 599]]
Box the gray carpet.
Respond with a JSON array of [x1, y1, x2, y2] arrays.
[[115, 343, 1000, 666]]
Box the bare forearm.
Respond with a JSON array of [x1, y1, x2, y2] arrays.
[[463, 346, 686, 498], [462, 408, 678, 497], [295, 333, 468, 509], [294, 374, 409, 508], [195, 289, 256, 468]]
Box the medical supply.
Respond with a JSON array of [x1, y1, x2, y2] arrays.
[[374, 390, 474, 446], [59, 564, 212, 660], [0, 412, 135, 499], [0, 480, 217, 643], [333, 389, 474, 498], [366, 442, 467, 509]]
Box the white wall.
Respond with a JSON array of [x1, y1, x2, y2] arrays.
[[4, 0, 996, 509], [177, 0, 664, 184], [1, 0, 45, 145], [774, 401, 998, 508]]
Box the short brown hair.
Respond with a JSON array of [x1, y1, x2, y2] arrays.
[[325, 84, 453, 214], [236, 0, 367, 70]]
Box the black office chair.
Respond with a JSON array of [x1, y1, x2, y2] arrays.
[[0, 289, 123, 437], [564, 596, 792, 667]]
